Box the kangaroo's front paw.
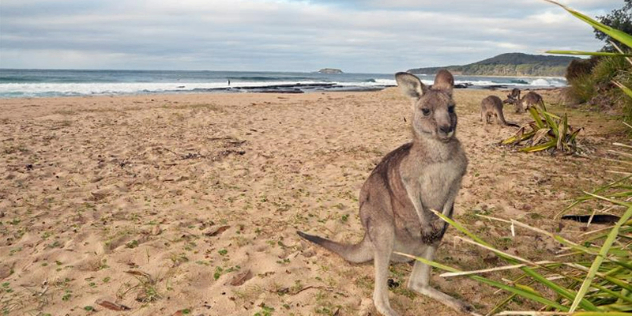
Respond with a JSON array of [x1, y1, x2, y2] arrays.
[[421, 222, 446, 243]]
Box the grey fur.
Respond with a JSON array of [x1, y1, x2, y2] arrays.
[[481, 95, 519, 127], [503, 90, 545, 113], [297, 70, 472, 316]]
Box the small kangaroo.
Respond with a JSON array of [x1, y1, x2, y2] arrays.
[[503, 90, 545, 113], [481, 95, 519, 127], [507, 88, 521, 100], [297, 70, 471, 316]]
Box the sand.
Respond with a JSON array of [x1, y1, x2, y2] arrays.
[[0, 88, 625, 316]]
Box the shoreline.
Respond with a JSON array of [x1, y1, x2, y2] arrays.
[[0, 83, 565, 100], [0, 69, 567, 99]]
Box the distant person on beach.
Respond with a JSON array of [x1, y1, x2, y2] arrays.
[[227, 79, 230, 86]]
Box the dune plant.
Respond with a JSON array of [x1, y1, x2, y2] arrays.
[[500, 106, 583, 154], [545, 0, 632, 106]]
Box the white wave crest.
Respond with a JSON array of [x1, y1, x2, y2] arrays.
[[529, 78, 567, 87]]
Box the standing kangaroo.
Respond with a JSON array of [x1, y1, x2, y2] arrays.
[[297, 70, 471, 316], [503, 90, 545, 113], [481, 95, 519, 127]]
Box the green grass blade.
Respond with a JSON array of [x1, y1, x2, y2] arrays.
[[545, 0, 632, 48], [569, 205, 632, 312], [395, 252, 570, 311], [546, 50, 632, 57], [501, 131, 537, 145], [602, 273, 632, 293], [528, 107, 545, 128], [433, 210, 599, 311], [541, 111, 561, 120], [613, 81, 632, 99], [567, 127, 583, 144], [489, 293, 518, 315], [520, 139, 556, 152], [558, 114, 568, 150], [610, 260, 632, 272], [564, 263, 632, 300], [562, 176, 632, 215], [583, 192, 632, 208], [543, 111, 559, 137]]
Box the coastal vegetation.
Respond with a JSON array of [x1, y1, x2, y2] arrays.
[[408, 53, 577, 77], [558, 0, 632, 124]]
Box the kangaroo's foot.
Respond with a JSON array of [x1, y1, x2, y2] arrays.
[[409, 284, 474, 315]]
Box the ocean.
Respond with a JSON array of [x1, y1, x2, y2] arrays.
[[0, 69, 567, 98]]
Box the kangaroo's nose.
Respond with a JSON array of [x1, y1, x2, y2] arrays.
[[439, 125, 453, 134]]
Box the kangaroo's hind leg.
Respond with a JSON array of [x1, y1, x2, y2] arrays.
[[407, 245, 474, 314], [408, 201, 475, 314], [362, 203, 400, 316]]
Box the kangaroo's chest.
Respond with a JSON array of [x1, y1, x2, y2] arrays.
[[417, 161, 464, 211]]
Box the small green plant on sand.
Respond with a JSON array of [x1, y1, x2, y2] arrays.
[[501, 105, 583, 154], [254, 304, 274, 316]]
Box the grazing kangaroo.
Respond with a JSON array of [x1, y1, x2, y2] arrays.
[[297, 70, 471, 316], [508, 88, 521, 100], [481, 95, 519, 127], [502, 88, 520, 112], [504, 90, 545, 113]]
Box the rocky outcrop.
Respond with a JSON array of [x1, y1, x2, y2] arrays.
[[317, 68, 343, 74]]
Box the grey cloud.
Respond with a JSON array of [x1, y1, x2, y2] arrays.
[[0, 0, 624, 72]]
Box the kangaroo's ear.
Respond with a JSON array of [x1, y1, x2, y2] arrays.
[[395, 72, 426, 99], [432, 69, 454, 94]]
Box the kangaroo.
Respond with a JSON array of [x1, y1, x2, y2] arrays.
[[508, 88, 521, 100], [297, 70, 471, 316], [481, 95, 519, 127], [504, 90, 546, 113]]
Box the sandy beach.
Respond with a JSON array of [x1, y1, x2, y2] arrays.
[[0, 88, 625, 315]]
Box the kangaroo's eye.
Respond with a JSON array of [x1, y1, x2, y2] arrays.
[[448, 106, 455, 113], [421, 108, 430, 116]]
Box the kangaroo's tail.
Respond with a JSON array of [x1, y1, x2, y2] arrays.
[[297, 231, 373, 263], [496, 110, 520, 128]]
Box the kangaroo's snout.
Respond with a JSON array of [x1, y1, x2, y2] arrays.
[[437, 124, 454, 140], [439, 125, 453, 134]]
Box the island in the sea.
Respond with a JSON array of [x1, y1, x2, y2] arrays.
[[317, 68, 343, 74]]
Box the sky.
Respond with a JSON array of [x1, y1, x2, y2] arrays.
[[0, 0, 624, 73]]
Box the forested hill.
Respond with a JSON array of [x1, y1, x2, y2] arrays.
[[407, 53, 578, 76]]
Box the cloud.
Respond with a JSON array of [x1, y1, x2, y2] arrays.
[[0, 0, 624, 72]]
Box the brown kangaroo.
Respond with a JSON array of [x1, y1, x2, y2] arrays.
[[297, 70, 472, 316], [508, 88, 521, 100], [504, 90, 545, 113], [481, 95, 519, 127]]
